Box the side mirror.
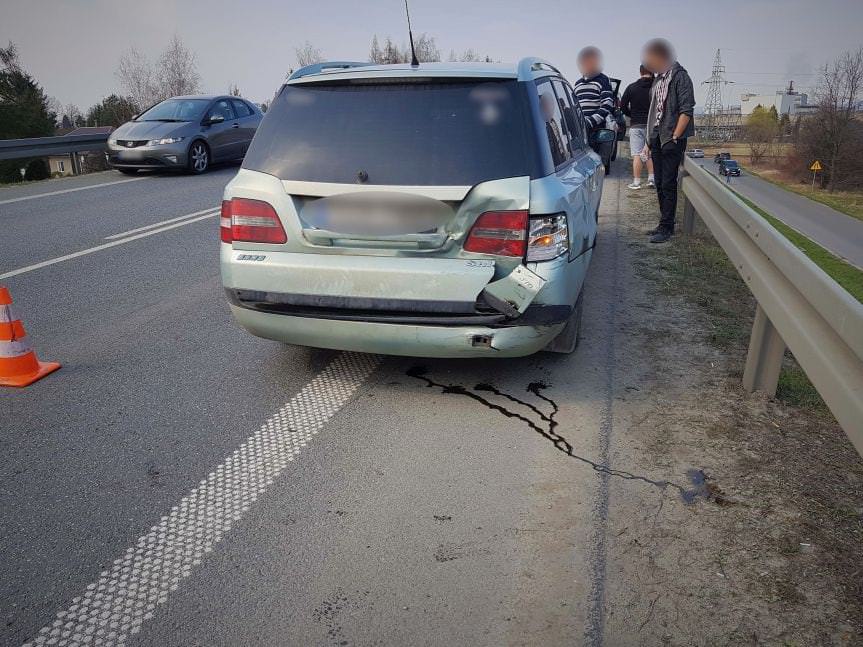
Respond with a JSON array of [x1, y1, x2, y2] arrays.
[[593, 129, 616, 144], [206, 114, 225, 125]]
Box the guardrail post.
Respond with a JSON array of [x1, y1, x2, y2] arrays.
[[742, 304, 787, 395], [678, 169, 696, 234], [682, 196, 696, 234]]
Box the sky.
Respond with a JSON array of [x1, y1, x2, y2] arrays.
[[3, 0, 862, 112]]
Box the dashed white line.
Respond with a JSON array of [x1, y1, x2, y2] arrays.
[[104, 207, 219, 240], [0, 177, 148, 206], [23, 352, 381, 647], [0, 211, 218, 280]]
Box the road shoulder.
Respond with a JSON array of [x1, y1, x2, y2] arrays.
[[602, 181, 863, 646]]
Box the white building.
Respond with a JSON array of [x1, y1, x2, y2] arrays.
[[740, 82, 810, 116]]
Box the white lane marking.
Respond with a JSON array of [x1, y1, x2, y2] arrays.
[[0, 177, 148, 206], [0, 212, 218, 280], [104, 207, 219, 240], [24, 352, 380, 647]]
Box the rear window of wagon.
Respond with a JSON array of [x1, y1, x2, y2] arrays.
[[242, 79, 541, 186]]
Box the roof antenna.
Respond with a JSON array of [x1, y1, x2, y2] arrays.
[[404, 0, 419, 67]]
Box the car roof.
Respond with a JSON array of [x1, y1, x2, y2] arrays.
[[167, 94, 253, 102], [287, 58, 564, 85]]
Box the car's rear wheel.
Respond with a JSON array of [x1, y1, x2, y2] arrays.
[[187, 141, 209, 174], [544, 292, 584, 354], [117, 168, 138, 176]]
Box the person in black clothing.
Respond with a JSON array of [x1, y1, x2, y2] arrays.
[[620, 65, 655, 189], [643, 38, 695, 243]]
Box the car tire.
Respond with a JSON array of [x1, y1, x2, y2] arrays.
[[117, 168, 138, 175], [544, 292, 584, 354], [187, 141, 210, 174]]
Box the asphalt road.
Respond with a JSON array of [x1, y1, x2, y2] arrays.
[[1, 166, 634, 646], [699, 163, 863, 269]]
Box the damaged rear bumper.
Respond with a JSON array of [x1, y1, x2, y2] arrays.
[[227, 300, 565, 358]]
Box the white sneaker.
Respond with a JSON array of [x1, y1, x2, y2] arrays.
[[627, 181, 642, 190], [647, 178, 656, 188]]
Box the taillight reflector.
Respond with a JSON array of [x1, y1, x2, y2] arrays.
[[464, 210, 528, 257], [220, 198, 287, 244]]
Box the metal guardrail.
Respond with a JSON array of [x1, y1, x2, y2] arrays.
[[680, 157, 863, 455], [0, 134, 109, 161]]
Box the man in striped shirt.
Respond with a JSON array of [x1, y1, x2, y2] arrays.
[[573, 46, 615, 169]]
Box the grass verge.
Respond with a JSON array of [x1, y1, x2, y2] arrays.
[[627, 190, 832, 416], [730, 190, 863, 303]]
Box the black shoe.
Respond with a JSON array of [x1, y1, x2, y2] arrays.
[[646, 227, 661, 235], [650, 230, 673, 244]]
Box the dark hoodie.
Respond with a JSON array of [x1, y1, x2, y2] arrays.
[[620, 76, 653, 128]]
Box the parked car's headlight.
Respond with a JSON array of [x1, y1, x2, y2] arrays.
[[108, 139, 117, 146], [148, 137, 184, 146]]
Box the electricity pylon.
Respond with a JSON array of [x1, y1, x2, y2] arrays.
[[702, 49, 733, 141]]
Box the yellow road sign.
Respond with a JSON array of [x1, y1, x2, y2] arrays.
[[810, 160, 822, 171]]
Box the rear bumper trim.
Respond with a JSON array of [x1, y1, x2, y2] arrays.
[[225, 289, 570, 327]]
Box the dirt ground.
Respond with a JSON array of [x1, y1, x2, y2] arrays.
[[598, 175, 863, 646]]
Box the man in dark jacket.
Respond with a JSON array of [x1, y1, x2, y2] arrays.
[[643, 38, 695, 243], [620, 65, 655, 190]]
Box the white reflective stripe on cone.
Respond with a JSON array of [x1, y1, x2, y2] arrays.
[[0, 304, 20, 324], [0, 337, 32, 357]]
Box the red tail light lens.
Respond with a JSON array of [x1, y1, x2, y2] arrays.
[[220, 200, 233, 243], [220, 198, 287, 244], [464, 210, 528, 257]]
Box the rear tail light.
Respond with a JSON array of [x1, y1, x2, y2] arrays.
[[527, 213, 569, 261], [464, 210, 528, 257], [220, 198, 287, 244], [220, 201, 232, 242]]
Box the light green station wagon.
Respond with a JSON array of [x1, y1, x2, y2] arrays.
[[220, 58, 605, 357]]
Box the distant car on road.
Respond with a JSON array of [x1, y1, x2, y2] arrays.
[[688, 149, 704, 158], [718, 159, 741, 177], [106, 95, 262, 175], [714, 151, 731, 164], [221, 59, 605, 358]]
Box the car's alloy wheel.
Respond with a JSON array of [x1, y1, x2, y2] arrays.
[[189, 142, 209, 174]]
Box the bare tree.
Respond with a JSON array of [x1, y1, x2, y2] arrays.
[[370, 36, 384, 63], [64, 103, 83, 127], [368, 34, 440, 64], [46, 96, 63, 127], [0, 41, 21, 73], [228, 83, 241, 97], [413, 34, 440, 62], [157, 35, 201, 98], [117, 47, 158, 110], [798, 47, 863, 190], [295, 41, 323, 68], [117, 36, 200, 110]]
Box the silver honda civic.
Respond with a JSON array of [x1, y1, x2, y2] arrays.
[[106, 95, 263, 175]]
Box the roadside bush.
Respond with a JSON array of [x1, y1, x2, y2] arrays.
[[24, 158, 49, 181], [0, 160, 24, 183]]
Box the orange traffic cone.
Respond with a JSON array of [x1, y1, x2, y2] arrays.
[[0, 286, 60, 387]]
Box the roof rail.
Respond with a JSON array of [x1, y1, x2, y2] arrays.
[[517, 57, 562, 80], [288, 61, 373, 81]]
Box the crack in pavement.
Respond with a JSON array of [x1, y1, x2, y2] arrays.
[[407, 366, 706, 502]]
